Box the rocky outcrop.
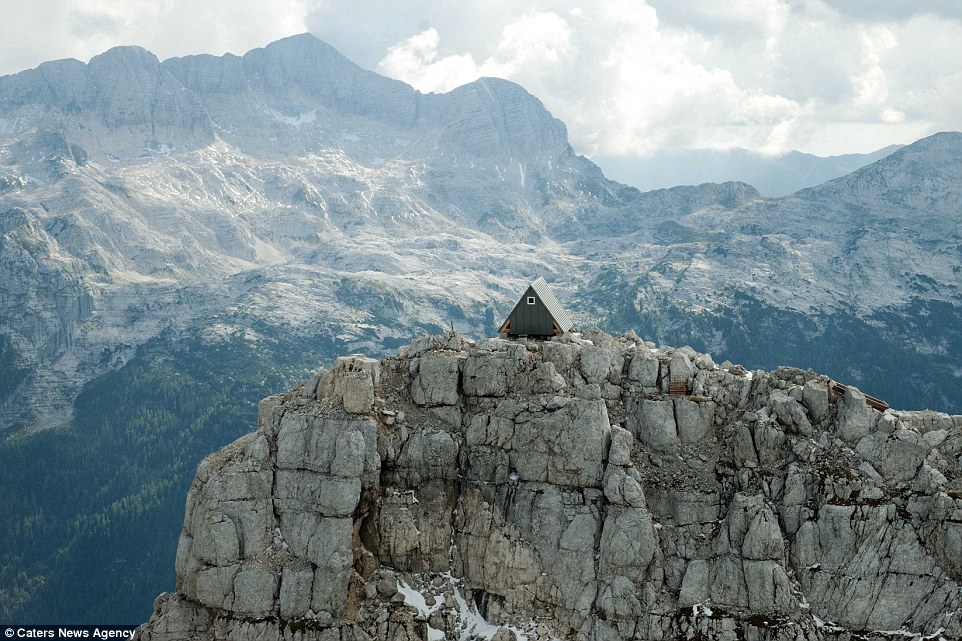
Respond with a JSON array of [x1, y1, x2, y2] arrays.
[[136, 330, 962, 641]]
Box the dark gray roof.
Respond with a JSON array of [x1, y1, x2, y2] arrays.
[[529, 277, 573, 333]]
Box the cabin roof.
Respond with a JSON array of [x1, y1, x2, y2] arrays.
[[529, 277, 573, 333]]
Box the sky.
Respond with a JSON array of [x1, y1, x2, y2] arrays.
[[1, 0, 960, 158]]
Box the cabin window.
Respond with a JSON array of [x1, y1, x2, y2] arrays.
[[527, 296, 536, 305]]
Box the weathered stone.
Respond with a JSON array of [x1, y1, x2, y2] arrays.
[[837, 386, 879, 444], [463, 353, 508, 397], [279, 567, 313, 619], [275, 470, 361, 516], [581, 346, 613, 384], [678, 559, 710, 607], [491, 629, 517, 641], [607, 425, 634, 466], [900, 410, 955, 434], [394, 427, 460, 485], [770, 389, 813, 437], [626, 349, 659, 387], [511, 398, 611, 487], [752, 420, 786, 467], [412, 354, 461, 406], [230, 568, 277, 618], [629, 399, 677, 453], [329, 356, 379, 414], [801, 380, 830, 424], [674, 398, 714, 443], [732, 424, 758, 468], [855, 426, 927, 482], [603, 465, 647, 508], [192, 518, 239, 566], [741, 509, 784, 561]]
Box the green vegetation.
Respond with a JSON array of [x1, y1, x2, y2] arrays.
[[0, 329, 332, 624], [0, 334, 30, 404]]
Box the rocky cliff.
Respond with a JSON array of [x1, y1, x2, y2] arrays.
[[136, 329, 962, 641]]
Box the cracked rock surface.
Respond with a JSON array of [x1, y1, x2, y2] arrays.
[[136, 329, 962, 641]]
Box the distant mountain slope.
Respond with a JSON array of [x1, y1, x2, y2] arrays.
[[595, 144, 902, 197], [580, 131, 962, 411]]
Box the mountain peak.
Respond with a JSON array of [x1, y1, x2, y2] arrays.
[[263, 32, 336, 52], [817, 129, 962, 198], [435, 75, 570, 159], [249, 31, 359, 70], [89, 44, 160, 68]]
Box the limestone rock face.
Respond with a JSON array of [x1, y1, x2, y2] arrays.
[[137, 330, 962, 641]]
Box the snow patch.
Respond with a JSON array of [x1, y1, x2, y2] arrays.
[[812, 616, 845, 633], [397, 581, 442, 618], [399, 576, 535, 641], [139, 143, 174, 158], [870, 628, 947, 640], [452, 589, 531, 641], [0, 117, 24, 136], [273, 109, 317, 128]]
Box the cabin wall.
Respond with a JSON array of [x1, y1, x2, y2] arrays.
[[507, 286, 557, 336]]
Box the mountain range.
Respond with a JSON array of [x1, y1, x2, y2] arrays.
[[594, 145, 903, 197], [1, 33, 960, 623]]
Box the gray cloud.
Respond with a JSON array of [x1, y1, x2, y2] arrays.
[[0, 0, 307, 76], [68, 10, 123, 41], [818, 0, 962, 23]]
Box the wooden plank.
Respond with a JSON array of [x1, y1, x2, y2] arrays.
[[669, 381, 688, 396], [831, 381, 889, 411]]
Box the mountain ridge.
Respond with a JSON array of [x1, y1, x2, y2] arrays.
[[594, 144, 904, 197]]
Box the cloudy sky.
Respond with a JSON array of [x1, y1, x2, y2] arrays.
[[2, 0, 960, 157]]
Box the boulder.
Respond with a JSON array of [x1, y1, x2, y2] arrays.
[[412, 354, 462, 406], [837, 386, 879, 444], [674, 398, 714, 443], [626, 349, 659, 387], [769, 389, 813, 437], [801, 380, 830, 424], [629, 399, 678, 453]]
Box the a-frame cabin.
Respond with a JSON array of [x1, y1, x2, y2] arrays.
[[498, 277, 573, 338]]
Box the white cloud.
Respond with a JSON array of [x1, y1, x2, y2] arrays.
[[361, 0, 962, 155], [373, 1, 807, 155], [881, 108, 906, 123], [378, 29, 479, 94], [851, 27, 895, 109], [378, 12, 572, 95]]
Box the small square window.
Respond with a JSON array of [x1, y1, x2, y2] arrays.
[[527, 296, 536, 305]]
